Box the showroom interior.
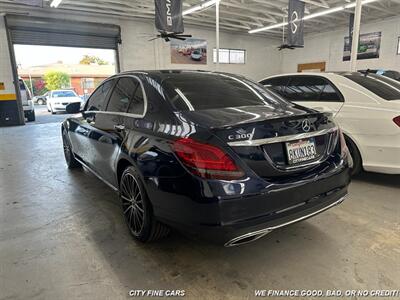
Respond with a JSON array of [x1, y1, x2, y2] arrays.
[[0, 0, 399, 299]]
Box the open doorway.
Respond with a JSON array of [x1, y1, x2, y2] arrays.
[[14, 45, 117, 124]]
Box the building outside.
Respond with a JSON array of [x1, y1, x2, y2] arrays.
[[18, 62, 116, 97]]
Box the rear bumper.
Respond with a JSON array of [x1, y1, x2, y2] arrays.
[[52, 102, 81, 111], [354, 133, 400, 174], [23, 105, 33, 112], [165, 185, 348, 246], [149, 163, 350, 246], [225, 192, 347, 246]]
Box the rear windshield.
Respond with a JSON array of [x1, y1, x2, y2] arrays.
[[52, 91, 77, 98], [345, 74, 400, 100], [161, 73, 287, 111]]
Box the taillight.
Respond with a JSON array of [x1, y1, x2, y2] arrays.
[[393, 116, 400, 127], [338, 128, 353, 167], [338, 129, 348, 156], [172, 138, 244, 180]]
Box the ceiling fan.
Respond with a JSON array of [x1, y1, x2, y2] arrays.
[[148, 31, 192, 42], [277, 44, 304, 50]]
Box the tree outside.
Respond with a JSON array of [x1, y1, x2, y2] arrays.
[[79, 55, 109, 65], [43, 71, 71, 90], [25, 79, 48, 96]]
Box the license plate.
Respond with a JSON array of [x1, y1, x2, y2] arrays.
[[286, 138, 317, 165]]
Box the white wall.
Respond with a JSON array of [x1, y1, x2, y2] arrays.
[[281, 16, 400, 73], [117, 19, 281, 80], [0, 9, 281, 81]]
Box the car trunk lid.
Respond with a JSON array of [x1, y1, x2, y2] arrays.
[[182, 104, 339, 178]]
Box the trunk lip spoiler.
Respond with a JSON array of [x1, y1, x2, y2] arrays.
[[227, 126, 339, 147]]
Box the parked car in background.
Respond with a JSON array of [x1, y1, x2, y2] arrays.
[[190, 50, 202, 61], [261, 72, 400, 175], [62, 70, 350, 246], [46, 89, 83, 114], [33, 92, 48, 105], [359, 69, 400, 81], [19, 79, 35, 122]]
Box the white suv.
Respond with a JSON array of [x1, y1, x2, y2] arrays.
[[19, 79, 35, 122], [261, 72, 400, 175]]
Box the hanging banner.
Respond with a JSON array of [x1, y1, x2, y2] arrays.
[[349, 13, 354, 49], [287, 0, 305, 47], [155, 0, 184, 33]]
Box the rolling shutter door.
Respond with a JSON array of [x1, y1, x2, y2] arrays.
[[5, 15, 121, 50]]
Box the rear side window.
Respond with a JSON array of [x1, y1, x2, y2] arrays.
[[261, 77, 290, 95], [266, 76, 342, 102], [127, 83, 145, 115], [162, 73, 285, 111], [284, 76, 322, 101], [320, 83, 341, 101], [345, 74, 400, 100], [87, 79, 114, 111], [107, 77, 138, 113]]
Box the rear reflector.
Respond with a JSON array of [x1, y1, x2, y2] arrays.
[[338, 129, 352, 167], [393, 116, 400, 127], [172, 138, 244, 180]]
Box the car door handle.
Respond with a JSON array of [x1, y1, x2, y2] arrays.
[[114, 124, 125, 132]]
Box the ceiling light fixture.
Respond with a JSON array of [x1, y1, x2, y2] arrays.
[[249, 0, 380, 34], [183, 0, 219, 16], [50, 0, 63, 8]]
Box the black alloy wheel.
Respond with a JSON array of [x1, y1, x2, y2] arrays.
[[120, 171, 145, 236], [345, 136, 362, 176], [62, 130, 81, 169], [120, 166, 169, 242]]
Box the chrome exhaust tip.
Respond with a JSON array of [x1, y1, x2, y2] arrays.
[[224, 229, 272, 247], [224, 195, 347, 247]]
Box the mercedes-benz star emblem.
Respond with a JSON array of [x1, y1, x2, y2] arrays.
[[301, 119, 311, 132]]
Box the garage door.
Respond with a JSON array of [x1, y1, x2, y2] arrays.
[[5, 15, 121, 50]]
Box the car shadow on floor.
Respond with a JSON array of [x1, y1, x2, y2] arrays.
[[64, 166, 345, 298], [352, 171, 400, 189]]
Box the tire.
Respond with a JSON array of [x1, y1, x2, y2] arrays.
[[345, 136, 362, 176], [51, 106, 56, 115], [38, 99, 44, 105], [27, 110, 35, 122], [120, 166, 169, 242], [62, 129, 81, 169]]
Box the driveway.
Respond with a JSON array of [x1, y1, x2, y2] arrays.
[[27, 105, 75, 125]]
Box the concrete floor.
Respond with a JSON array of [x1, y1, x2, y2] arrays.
[[0, 121, 399, 300], [26, 105, 74, 125]]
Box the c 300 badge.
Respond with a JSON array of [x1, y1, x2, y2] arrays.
[[228, 128, 255, 141]]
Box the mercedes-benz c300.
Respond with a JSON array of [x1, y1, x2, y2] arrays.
[[62, 70, 351, 246]]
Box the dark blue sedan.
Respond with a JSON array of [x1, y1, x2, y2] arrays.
[[62, 70, 351, 246]]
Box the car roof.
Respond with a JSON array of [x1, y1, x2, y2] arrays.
[[112, 70, 249, 83], [261, 71, 371, 81]]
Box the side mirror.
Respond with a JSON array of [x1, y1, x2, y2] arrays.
[[66, 102, 82, 114]]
